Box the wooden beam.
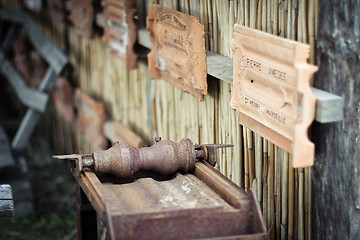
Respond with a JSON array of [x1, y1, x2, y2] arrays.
[[312, 1, 360, 238]]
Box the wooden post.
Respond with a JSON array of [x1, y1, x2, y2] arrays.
[[312, 1, 360, 239], [76, 184, 97, 240]]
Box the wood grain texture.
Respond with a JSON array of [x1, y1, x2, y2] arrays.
[[312, 1, 360, 239]]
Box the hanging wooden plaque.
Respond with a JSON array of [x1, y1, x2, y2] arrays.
[[75, 89, 107, 150], [102, 0, 137, 69], [147, 4, 207, 101], [69, 0, 94, 39], [231, 25, 318, 167]]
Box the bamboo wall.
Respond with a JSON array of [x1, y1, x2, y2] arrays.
[[37, 1, 318, 239]]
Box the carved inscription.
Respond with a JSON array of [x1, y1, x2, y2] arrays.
[[102, 0, 137, 69], [147, 4, 207, 101], [231, 25, 318, 167]]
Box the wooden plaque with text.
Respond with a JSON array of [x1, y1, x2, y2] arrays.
[[147, 4, 207, 101], [231, 25, 318, 167]]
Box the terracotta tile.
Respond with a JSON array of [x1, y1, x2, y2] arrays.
[[75, 89, 107, 150], [69, 0, 94, 39], [231, 25, 318, 167], [147, 4, 207, 101], [51, 77, 75, 123], [102, 0, 137, 69]]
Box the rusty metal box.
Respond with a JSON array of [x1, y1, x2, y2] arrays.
[[76, 161, 266, 239]]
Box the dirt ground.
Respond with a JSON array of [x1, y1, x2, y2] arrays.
[[0, 131, 77, 240]]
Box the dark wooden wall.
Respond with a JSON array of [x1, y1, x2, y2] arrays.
[[312, 0, 360, 239]]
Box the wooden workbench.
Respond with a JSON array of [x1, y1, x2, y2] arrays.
[[74, 161, 266, 240]]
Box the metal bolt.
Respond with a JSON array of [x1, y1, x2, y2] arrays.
[[154, 136, 161, 143]]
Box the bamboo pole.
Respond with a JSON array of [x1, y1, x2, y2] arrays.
[[281, 151, 289, 240], [275, 147, 281, 239], [244, 126, 249, 191], [305, 167, 311, 240], [288, 155, 295, 240], [255, 133, 263, 204], [268, 142, 275, 239], [298, 167, 304, 240], [247, 129, 254, 187]]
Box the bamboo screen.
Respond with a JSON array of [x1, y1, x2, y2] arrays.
[[37, 0, 319, 239]]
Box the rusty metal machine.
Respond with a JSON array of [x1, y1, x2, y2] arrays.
[[54, 138, 232, 178], [55, 138, 266, 240]]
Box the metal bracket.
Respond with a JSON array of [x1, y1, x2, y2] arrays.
[[198, 144, 234, 167]]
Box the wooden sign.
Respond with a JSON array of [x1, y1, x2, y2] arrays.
[[75, 89, 107, 150], [147, 4, 207, 101], [102, 0, 137, 69], [231, 25, 318, 167], [69, 0, 94, 39]]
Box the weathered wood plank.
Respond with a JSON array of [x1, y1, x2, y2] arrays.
[[0, 184, 14, 217], [312, 1, 360, 239]]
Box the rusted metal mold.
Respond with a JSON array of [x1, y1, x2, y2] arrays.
[[102, 0, 138, 69], [54, 138, 233, 178], [104, 121, 146, 148], [59, 138, 265, 239], [69, 0, 94, 39], [51, 77, 75, 122], [73, 163, 266, 239], [46, 0, 66, 24], [75, 89, 107, 150], [147, 4, 207, 101], [23, 0, 42, 12]]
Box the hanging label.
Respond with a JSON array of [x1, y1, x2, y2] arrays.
[[147, 4, 207, 101], [231, 25, 318, 167], [102, 0, 137, 69]]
